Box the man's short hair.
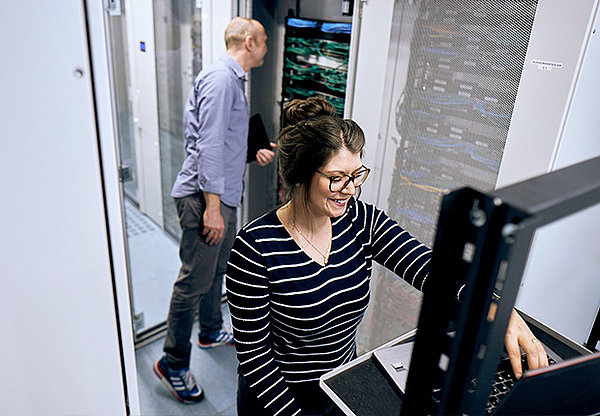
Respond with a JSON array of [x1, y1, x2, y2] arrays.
[[225, 17, 262, 50]]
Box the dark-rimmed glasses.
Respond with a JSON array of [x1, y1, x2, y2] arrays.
[[316, 166, 371, 193]]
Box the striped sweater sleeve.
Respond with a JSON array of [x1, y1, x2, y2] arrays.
[[365, 202, 432, 292], [226, 229, 302, 416]]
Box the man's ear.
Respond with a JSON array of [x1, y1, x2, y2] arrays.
[[244, 35, 254, 51]]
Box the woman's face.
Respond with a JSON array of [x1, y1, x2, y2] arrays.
[[307, 147, 362, 219]]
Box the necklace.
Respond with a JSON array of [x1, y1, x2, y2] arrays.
[[292, 222, 331, 265]]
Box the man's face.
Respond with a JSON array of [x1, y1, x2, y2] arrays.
[[250, 26, 268, 68]]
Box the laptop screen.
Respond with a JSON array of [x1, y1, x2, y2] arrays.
[[493, 352, 600, 415]]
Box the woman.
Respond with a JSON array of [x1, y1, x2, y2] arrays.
[[226, 98, 547, 416]]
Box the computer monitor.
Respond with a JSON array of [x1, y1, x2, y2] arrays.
[[400, 156, 600, 415]]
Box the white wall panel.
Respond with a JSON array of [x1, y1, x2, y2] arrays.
[[0, 1, 132, 414], [125, 0, 164, 225], [202, 0, 233, 66], [350, 0, 396, 205], [515, 4, 600, 345], [497, 0, 599, 187]]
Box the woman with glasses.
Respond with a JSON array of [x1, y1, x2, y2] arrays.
[[224, 97, 427, 416], [226, 98, 546, 416]]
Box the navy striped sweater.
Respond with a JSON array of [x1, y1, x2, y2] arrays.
[[226, 199, 432, 415]]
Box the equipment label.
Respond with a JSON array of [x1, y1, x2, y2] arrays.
[[531, 59, 563, 71]]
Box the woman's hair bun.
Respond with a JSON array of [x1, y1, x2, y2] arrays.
[[280, 97, 338, 128]]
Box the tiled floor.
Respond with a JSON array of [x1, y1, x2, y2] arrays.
[[125, 199, 180, 332], [135, 305, 238, 416]]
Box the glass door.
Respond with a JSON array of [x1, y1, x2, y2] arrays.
[[107, 6, 138, 203], [106, 0, 206, 341], [154, 2, 202, 239]]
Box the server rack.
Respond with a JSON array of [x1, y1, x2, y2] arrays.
[[387, 1, 538, 246], [281, 17, 352, 117]]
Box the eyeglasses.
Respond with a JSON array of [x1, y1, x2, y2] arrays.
[[316, 166, 371, 193]]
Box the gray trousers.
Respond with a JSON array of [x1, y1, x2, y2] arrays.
[[163, 192, 236, 369]]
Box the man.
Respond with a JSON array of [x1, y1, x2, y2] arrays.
[[153, 17, 274, 404]]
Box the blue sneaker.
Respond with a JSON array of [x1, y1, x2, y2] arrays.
[[153, 356, 204, 403], [198, 328, 234, 349]]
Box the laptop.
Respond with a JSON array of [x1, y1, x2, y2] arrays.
[[374, 314, 600, 415], [493, 352, 600, 415]]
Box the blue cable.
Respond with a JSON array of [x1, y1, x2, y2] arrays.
[[321, 23, 352, 34], [419, 47, 458, 56], [287, 18, 318, 28]]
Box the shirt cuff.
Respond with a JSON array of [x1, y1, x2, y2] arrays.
[[199, 176, 225, 195]]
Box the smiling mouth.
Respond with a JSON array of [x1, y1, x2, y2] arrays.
[[330, 198, 348, 207]]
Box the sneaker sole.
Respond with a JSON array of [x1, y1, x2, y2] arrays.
[[153, 360, 204, 404], [197, 340, 234, 349]]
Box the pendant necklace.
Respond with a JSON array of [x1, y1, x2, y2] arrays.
[[292, 223, 331, 265]]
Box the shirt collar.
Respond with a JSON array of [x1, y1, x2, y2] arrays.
[[221, 53, 247, 81]]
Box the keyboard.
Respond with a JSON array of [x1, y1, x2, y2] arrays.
[[484, 354, 556, 414]]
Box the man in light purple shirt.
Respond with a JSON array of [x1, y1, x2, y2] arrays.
[[154, 17, 274, 404]]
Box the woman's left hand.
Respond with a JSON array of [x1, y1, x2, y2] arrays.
[[504, 309, 549, 379]]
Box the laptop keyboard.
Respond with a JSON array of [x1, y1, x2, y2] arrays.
[[484, 354, 556, 414], [484, 359, 518, 414], [412, 351, 556, 413]]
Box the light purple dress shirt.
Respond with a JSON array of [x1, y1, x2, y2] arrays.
[[171, 53, 249, 207]]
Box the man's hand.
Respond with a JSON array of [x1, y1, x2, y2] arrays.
[[255, 142, 276, 166], [202, 193, 224, 245], [505, 309, 549, 379]]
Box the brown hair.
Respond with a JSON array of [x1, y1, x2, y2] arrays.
[[277, 97, 366, 222], [280, 97, 337, 128]]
